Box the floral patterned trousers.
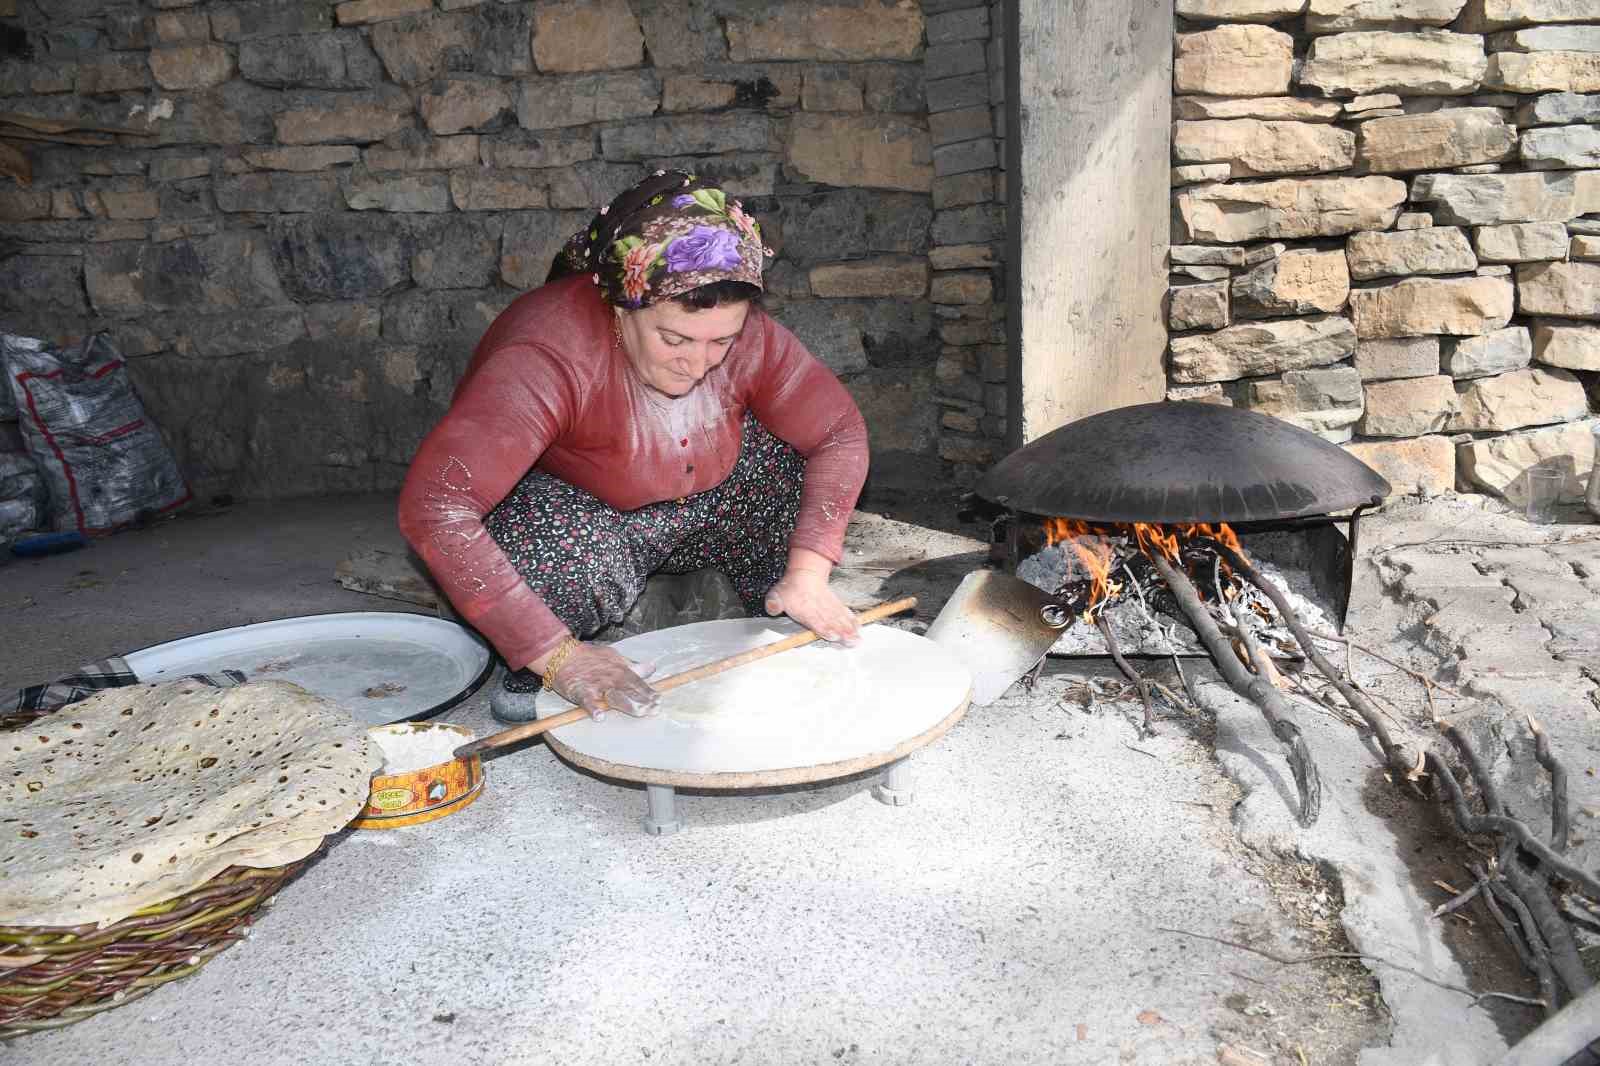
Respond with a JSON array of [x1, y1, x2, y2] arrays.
[[485, 414, 805, 692]]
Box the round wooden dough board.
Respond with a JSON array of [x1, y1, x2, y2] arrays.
[[534, 619, 972, 789]]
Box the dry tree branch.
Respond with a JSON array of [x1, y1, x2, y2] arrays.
[[1561, 893, 1600, 932], [1284, 673, 1367, 731], [1196, 545, 1587, 897], [1118, 562, 1201, 710], [1431, 879, 1483, 919], [1231, 603, 1334, 824], [1212, 542, 1415, 775], [1448, 714, 1597, 1003], [1304, 629, 1466, 701], [1232, 600, 1282, 686], [1172, 651, 1199, 705], [1146, 550, 1321, 827], [1425, 752, 1600, 900], [1154, 926, 1547, 1011], [1096, 616, 1156, 737], [1502, 854, 1594, 1000], [1473, 866, 1558, 1020], [1149, 681, 1198, 717], [1210, 540, 1598, 1004], [1426, 742, 1596, 1007], [1352, 683, 1423, 747], [1053, 527, 1592, 1007], [1442, 721, 1504, 813], [1490, 875, 1563, 1015], [1526, 715, 1570, 854]]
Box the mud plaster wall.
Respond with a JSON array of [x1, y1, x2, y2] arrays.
[[0, 0, 1006, 501]]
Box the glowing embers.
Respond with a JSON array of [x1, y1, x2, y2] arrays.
[[1039, 518, 1253, 627]]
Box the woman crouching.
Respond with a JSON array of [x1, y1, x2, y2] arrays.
[[398, 171, 869, 723]]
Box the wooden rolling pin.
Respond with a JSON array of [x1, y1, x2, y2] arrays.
[[453, 596, 917, 760]]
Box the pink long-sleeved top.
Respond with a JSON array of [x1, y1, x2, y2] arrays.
[[397, 275, 870, 671]]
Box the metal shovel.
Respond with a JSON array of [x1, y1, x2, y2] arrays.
[[925, 570, 1068, 706]]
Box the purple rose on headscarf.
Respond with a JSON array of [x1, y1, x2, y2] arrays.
[[671, 194, 696, 208], [665, 225, 743, 273]]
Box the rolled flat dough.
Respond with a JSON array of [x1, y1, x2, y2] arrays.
[[534, 619, 972, 784], [649, 628, 864, 726]]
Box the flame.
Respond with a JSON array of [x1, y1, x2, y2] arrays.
[[1042, 518, 1117, 621], [1192, 522, 1245, 559], [1133, 521, 1245, 566], [1040, 518, 1249, 622], [1132, 522, 1181, 562]]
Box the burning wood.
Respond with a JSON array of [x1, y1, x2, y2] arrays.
[[1019, 519, 1333, 660], [1038, 517, 1250, 625], [1024, 519, 1323, 823]]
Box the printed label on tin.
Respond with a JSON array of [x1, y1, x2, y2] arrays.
[[369, 787, 414, 811]]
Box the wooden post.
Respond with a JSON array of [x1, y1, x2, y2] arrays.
[[1005, 0, 1172, 448]]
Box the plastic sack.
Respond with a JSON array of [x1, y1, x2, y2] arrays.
[[0, 450, 45, 539], [0, 497, 40, 540], [0, 339, 15, 423], [3, 332, 190, 534], [0, 449, 38, 497]]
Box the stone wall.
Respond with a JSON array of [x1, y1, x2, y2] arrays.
[[924, 0, 1008, 483], [0, 0, 1004, 501], [1169, 0, 1600, 506]]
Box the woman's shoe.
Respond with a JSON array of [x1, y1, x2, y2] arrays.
[[489, 667, 542, 724]]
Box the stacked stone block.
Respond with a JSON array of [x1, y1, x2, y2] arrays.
[[1169, 0, 1600, 504], [923, 0, 1008, 482], [0, 0, 958, 499]]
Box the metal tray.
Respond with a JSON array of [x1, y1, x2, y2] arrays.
[[123, 612, 494, 726]]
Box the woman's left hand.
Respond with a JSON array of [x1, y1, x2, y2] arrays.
[[765, 566, 860, 645]]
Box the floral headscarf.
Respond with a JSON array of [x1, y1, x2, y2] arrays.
[[558, 170, 771, 309]]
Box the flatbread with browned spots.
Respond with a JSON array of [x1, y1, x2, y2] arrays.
[[2, 680, 379, 928]]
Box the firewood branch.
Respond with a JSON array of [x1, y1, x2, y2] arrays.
[[1429, 745, 1597, 1009], [1118, 562, 1199, 711], [1155, 926, 1547, 1011], [1211, 541, 1418, 776], [1526, 714, 1570, 854], [1426, 747, 1600, 900], [1095, 615, 1156, 737], [1473, 864, 1556, 1018], [1502, 853, 1593, 1000], [1439, 725, 1594, 999], [1145, 549, 1321, 827], [1215, 542, 1595, 930]]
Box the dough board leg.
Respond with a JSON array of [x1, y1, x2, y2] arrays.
[[644, 784, 682, 836], [873, 757, 914, 807]]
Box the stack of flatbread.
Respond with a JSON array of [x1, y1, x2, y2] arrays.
[[2, 680, 380, 929]]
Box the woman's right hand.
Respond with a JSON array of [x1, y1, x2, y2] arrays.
[[547, 642, 659, 721]]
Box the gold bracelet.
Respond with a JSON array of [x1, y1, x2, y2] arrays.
[[540, 636, 580, 687]]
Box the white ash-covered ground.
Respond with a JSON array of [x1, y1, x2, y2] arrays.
[[1015, 529, 1339, 657]]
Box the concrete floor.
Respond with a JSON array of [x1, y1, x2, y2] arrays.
[[5, 495, 1591, 1065]]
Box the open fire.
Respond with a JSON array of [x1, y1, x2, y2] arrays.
[[1039, 518, 1248, 626], [1013, 516, 1336, 659]]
